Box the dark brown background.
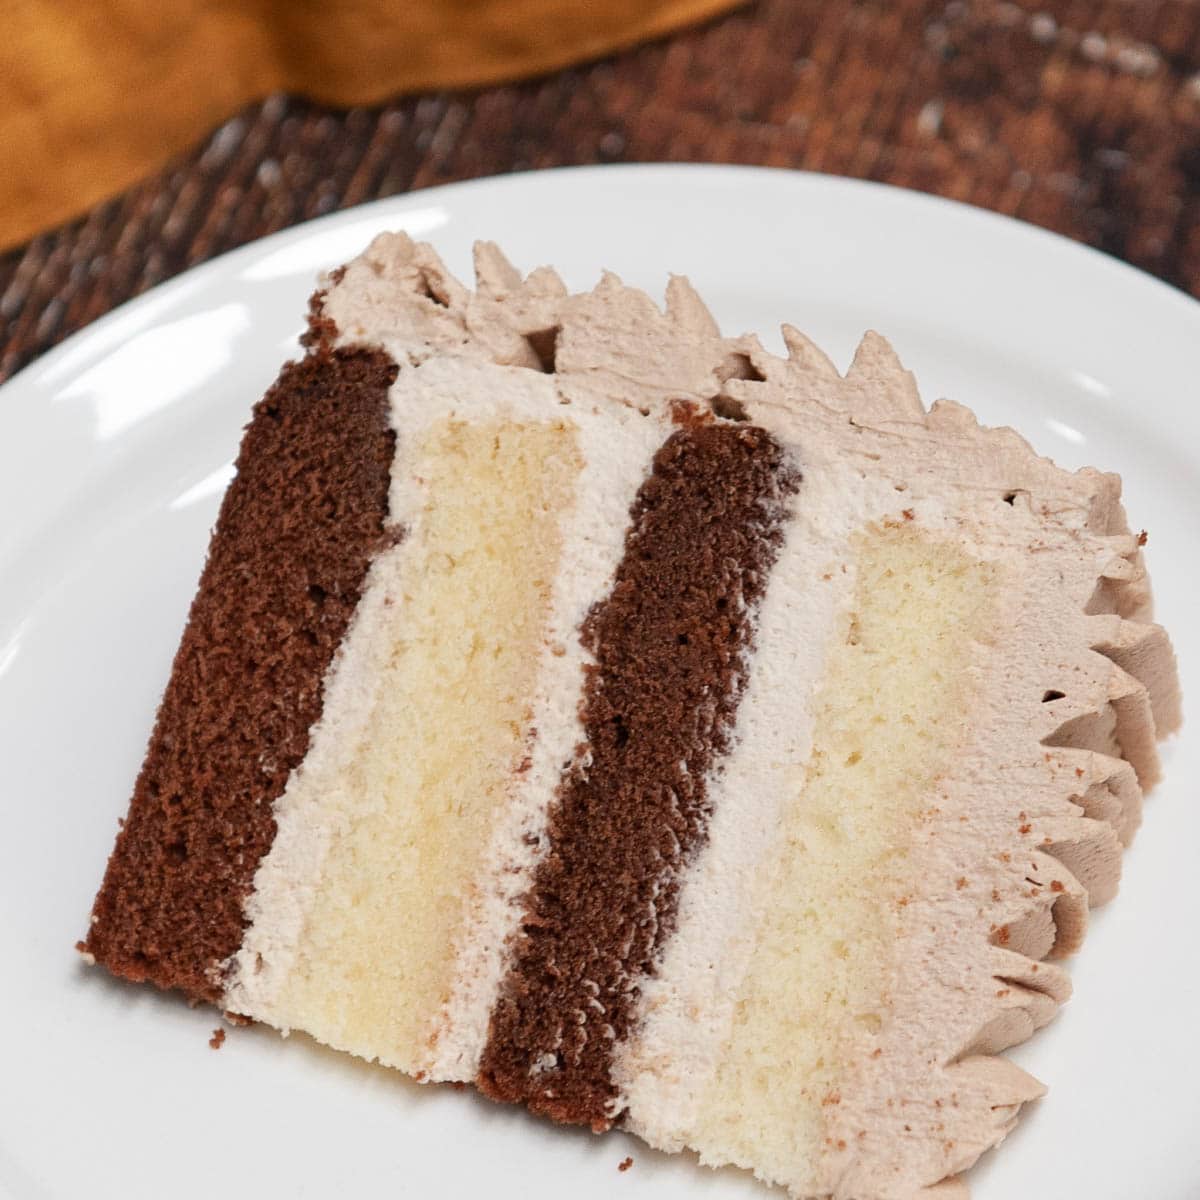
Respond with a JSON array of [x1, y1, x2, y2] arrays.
[[4, 0, 1200, 384]]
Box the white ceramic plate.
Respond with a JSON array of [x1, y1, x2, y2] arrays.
[[0, 165, 1195, 1200]]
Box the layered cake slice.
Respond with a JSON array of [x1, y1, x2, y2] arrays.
[[80, 234, 1180, 1199]]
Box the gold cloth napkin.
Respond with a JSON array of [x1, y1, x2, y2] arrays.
[[2, 0, 739, 252]]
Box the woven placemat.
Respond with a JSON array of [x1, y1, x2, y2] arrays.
[[3, 0, 1199, 383]]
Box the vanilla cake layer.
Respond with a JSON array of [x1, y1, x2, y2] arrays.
[[82, 234, 1180, 1199]]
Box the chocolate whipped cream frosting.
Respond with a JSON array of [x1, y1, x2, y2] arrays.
[[81, 231, 1180, 1200]]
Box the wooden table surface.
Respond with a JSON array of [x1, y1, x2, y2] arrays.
[[3, 0, 1200, 384]]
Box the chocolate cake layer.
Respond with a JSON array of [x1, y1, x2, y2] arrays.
[[477, 421, 799, 1129], [81, 344, 396, 1001]]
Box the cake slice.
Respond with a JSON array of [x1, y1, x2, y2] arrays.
[[80, 234, 1180, 1199]]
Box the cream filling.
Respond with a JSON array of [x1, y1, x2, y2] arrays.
[[223, 357, 666, 1079]]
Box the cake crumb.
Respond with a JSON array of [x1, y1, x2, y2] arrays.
[[618, 1156, 633, 1172], [1138, 529, 1149, 546], [1050, 880, 1066, 893], [209, 1028, 226, 1050], [955, 877, 968, 890]]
